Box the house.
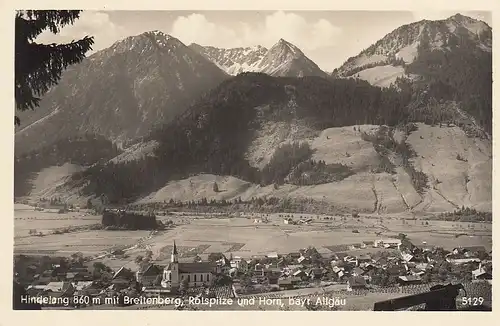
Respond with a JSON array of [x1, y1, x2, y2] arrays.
[[302, 217, 313, 223], [136, 264, 163, 286], [452, 246, 486, 255], [110, 267, 134, 289], [65, 272, 83, 282], [254, 263, 265, 277], [230, 256, 248, 271], [284, 264, 303, 272], [265, 268, 282, 284], [292, 269, 306, 279], [264, 267, 282, 278], [374, 239, 401, 249], [162, 241, 215, 290], [401, 253, 417, 263], [43, 282, 75, 296], [216, 255, 232, 273], [330, 259, 345, 269], [347, 276, 367, 291], [37, 269, 55, 283], [276, 257, 286, 268], [446, 258, 481, 265], [472, 264, 492, 280], [333, 252, 349, 261], [351, 267, 365, 277], [278, 277, 301, 290], [360, 241, 374, 249], [375, 257, 388, 267], [386, 265, 405, 276], [332, 266, 344, 274], [228, 267, 239, 278], [415, 263, 429, 270], [266, 252, 279, 260], [112, 266, 134, 280], [398, 275, 422, 285], [72, 281, 94, 294], [297, 256, 307, 264], [357, 255, 372, 264], [420, 245, 435, 253], [307, 268, 325, 280], [287, 252, 301, 260], [409, 268, 425, 276], [360, 262, 375, 271]]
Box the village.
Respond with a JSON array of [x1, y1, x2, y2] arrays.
[[14, 230, 492, 310]]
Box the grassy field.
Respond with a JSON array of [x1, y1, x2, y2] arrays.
[[14, 205, 100, 238], [14, 204, 491, 272]]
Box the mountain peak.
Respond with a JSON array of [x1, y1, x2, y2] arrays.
[[275, 38, 297, 48], [333, 13, 491, 84], [188, 40, 326, 78], [269, 38, 303, 58], [449, 13, 469, 20], [142, 31, 180, 42]]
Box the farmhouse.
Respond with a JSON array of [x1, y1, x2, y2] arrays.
[[161, 241, 215, 291], [472, 264, 492, 280], [398, 275, 422, 285], [136, 264, 163, 286], [360, 241, 375, 248], [230, 256, 248, 271], [278, 277, 301, 290], [347, 276, 367, 291], [374, 239, 402, 249]]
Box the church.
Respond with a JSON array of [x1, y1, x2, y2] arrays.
[[161, 241, 216, 291]]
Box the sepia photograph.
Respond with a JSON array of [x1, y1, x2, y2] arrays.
[[12, 8, 492, 312]]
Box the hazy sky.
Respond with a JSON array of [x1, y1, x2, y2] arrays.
[[37, 10, 492, 72]]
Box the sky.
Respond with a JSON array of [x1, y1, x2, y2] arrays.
[[37, 10, 492, 72]]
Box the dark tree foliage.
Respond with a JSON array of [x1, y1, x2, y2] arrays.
[[77, 73, 415, 202], [287, 160, 354, 185], [439, 206, 492, 222], [15, 10, 94, 125], [405, 42, 492, 134], [261, 142, 313, 185], [101, 210, 158, 230]]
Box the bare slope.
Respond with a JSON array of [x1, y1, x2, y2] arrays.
[[137, 123, 491, 213], [23, 163, 89, 205]]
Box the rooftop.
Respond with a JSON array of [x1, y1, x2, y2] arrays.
[[348, 276, 366, 287], [164, 262, 215, 274]]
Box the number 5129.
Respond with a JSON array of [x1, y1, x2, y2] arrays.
[[461, 297, 484, 306]]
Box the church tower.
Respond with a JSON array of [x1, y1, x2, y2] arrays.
[[170, 240, 180, 289]]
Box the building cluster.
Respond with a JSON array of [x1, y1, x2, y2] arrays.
[[14, 238, 492, 308]]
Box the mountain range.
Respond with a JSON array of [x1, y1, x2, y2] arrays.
[[14, 14, 493, 214], [189, 39, 328, 77], [15, 31, 228, 154], [333, 13, 491, 85]]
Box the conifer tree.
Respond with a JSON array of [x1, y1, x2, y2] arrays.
[[15, 10, 94, 126]]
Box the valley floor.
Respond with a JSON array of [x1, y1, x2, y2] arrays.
[[14, 205, 491, 270]]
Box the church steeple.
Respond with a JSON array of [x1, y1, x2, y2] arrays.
[[171, 240, 178, 263]]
